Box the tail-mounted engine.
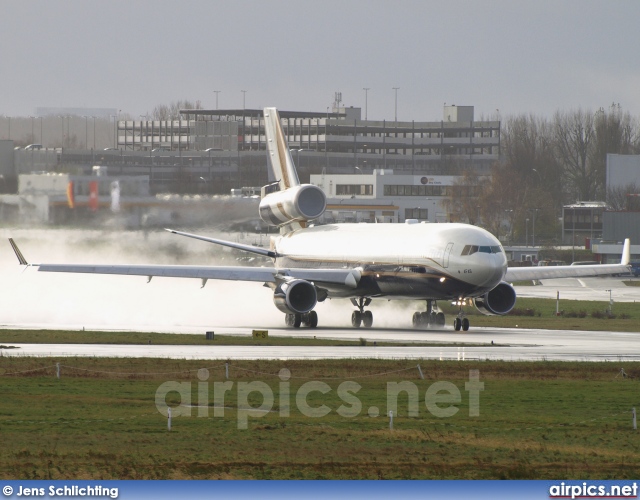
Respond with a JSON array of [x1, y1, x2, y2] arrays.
[[273, 278, 318, 314], [259, 184, 326, 227], [474, 281, 517, 316]]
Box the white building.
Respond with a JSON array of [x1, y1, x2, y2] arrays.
[[310, 169, 465, 224]]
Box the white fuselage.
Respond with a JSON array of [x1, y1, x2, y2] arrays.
[[272, 222, 507, 300]]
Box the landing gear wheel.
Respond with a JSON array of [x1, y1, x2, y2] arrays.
[[351, 311, 362, 328], [428, 312, 437, 325], [412, 312, 422, 328], [293, 313, 302, 328], [436, 312, 445, 326], [307, 310, 318, 328], [454, 317, 462, 331], [362, 310, 373, 328], [285, 314, 294, 326], [462, 317, 470, 331]]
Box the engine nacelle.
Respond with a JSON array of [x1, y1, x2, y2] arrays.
[[273, 279, 318, 314], [474, 281, 517, 316], [259, 184, 326, 226]]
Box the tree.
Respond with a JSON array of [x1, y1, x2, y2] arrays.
[[607, 182, 640, 211], [553, 109, 597, 202], [592, 103, 639, 199], [441, 169, 487, 224], [151, 100, 202, 120], [502, 114, 564, 211]]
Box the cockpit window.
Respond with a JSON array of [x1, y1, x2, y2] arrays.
[[461, 244, 502, 256], [461, 245, 479, 255]]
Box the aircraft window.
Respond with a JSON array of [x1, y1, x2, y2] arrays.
[[462, 245, 502, 256], [462, 245, 479, 255]]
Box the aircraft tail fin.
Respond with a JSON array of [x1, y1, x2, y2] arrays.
[[264, 107, 300, 192]]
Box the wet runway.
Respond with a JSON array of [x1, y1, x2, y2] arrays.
[[3, 324, 639, 362], [1, 230, 639, 362]]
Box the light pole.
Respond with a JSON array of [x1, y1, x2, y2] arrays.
[[290, 148, 302, 167], [525, 218, 529, 247], [214, 90, 221, 110], [241, 90, 247, 109], [363, 87, 370, 120], [605, 289, 613, 314], [572, 206, 576, 263], [110, 115, 117, 149], [84, 116, 88, 149], [392, 87, 399, 122], [199, 176, 208, 194], [504, 209, 513, 244], [530, 208, 540, 247], [325, 107, 329, 169], [558, 216, 563, 245]]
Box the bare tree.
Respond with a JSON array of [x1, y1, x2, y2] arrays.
[[441, 169, 487, 224], [592, 103, 639, 198], [553, 109, 598, 201], [150, 100, 202, 120], [607, 182, 640, 211], [502, 114, 564, 210]]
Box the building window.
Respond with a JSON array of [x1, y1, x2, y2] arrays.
[[336, 184, 373, 196], [405, 208, 428, 220]]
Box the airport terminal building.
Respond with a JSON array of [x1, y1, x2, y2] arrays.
[[63, 104, 500, 194]]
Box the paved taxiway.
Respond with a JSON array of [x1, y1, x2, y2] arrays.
[[3, 324, 639, 361]]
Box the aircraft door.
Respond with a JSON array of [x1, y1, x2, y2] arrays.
[[443, 242, 454, 268]]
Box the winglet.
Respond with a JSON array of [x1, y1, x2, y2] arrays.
[[621, 238, 630, 266], [9, 238, 29, 266]]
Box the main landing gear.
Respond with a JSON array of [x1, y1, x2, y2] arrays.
[[351, 297, 373, 328], [285, 310, 318, 328], [412, 300, 446, 329]]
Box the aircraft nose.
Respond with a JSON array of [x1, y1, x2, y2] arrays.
[[474, 254, 507, 288]]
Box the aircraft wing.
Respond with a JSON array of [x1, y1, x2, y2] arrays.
[[505, 238, 631, 282], [9, 237, 360, 288], [31, 264, 360, 288]]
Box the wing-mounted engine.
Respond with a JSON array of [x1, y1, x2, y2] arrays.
[[259, 184, 326, 227], [273, 278, 318, 314], [473, 281, 517, 316]]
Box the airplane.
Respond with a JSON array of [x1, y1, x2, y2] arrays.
[[8, 107, 632, 331]]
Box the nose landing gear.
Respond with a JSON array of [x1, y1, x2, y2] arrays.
[[453, 299, 470, 331]]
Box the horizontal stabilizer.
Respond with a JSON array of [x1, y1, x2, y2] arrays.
[[165, 229, 277, 258]]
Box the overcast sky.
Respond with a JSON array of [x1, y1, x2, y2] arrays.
[[1, 0, 639, 121]]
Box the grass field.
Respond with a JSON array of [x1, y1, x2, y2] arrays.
[[0, 330, 494, 348], [1, 357, 639, 480]]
